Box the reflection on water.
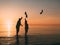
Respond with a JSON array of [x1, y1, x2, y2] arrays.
[[0, 35, 60, 45], [15, 35, 29, 45], [25, 35, 28, 45], [16, 35, 19, 45], [0, 37, 16, 45], [0, 35, 29, 45]]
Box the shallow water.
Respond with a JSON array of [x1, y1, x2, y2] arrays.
[[0, 35, 60, 45], [0, 25, 60, 45]]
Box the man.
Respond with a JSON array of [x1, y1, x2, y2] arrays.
[[16, 17, 23, 35], [25, 19, 29, 35]]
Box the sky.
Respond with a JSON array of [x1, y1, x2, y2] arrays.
[[0, 0, 60, 25], [0, 0, 60, 36]]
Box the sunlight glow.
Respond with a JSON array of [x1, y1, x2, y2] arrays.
[[6, 20, 12, 36]]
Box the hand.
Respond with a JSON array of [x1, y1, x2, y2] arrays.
[[21, 24, 23, 26]]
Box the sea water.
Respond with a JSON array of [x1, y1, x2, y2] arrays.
[[0, 25, 60, 45]]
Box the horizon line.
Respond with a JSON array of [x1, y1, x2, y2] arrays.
[[29, 24, 60, 26]]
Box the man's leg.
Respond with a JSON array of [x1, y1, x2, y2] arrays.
[[16, 28, 19, 36]]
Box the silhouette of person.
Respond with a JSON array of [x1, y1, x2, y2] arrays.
[[16, 17, 23, 36], [25, 19, 29, 35]]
